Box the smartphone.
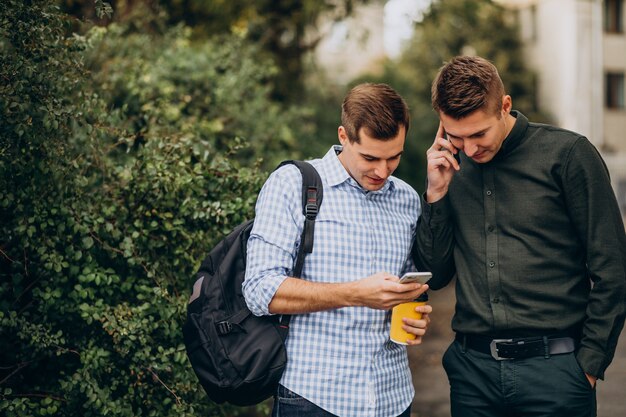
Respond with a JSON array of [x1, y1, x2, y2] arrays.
[[399, 271, 432, 284], [443, 130, 461, 164]]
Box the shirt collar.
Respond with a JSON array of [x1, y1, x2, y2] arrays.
[[320, 145, 396, 194], [493, 110, 529, 161]]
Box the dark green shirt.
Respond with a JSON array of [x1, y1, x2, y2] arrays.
[[416, 111, 626, 379]]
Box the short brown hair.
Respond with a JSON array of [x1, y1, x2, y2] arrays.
[[431, 56, 505, 119], [341, 83, 410, 143]]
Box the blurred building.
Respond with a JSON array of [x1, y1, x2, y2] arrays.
[[497, 0, 626, 220]]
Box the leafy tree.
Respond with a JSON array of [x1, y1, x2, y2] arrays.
[[61, 0, 374, 102], [82, 22, 307, 170]]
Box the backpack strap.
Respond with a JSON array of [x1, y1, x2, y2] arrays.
[[277, 160, 323, 277], [275, 160, 323, 330]]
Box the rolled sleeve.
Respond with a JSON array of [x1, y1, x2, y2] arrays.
[[243, 166, 303, 316]]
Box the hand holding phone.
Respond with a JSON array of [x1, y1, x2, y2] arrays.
[[399, 271, 432, 284], [426, 123, 458, 203]]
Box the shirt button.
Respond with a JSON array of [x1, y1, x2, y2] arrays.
[[486, 190, 493, 196], [493, 298, 500, 303], [487, 225, 495, 232], [489, 261, 495, 268]]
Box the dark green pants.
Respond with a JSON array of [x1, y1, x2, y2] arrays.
[[443, 340, 597, 417]]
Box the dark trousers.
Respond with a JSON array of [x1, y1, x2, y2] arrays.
[[272, 385, 411, 417], [442, 340, 596, 417]]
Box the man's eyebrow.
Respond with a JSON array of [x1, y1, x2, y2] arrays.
[[360, 150, 404, 160], [448, 127, 490, 139]]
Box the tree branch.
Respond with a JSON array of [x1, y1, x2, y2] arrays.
[[0, 248, 15, 263], [0, 361, 31, 385], [146, 367, 181, 406]]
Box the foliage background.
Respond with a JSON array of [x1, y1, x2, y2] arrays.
[[0, 0, 542, 416]]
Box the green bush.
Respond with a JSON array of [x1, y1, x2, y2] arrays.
[[82, 22, 306, 170], [1, 2, 298, 416]]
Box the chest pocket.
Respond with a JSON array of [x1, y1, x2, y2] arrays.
[[309, 209, 366, 279]]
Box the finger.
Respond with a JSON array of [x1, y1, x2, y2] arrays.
[[403, 325, 426, 346], [415, 305, 432, 314], [406, 335, 424, 346], [392, 281, 422, 293], [398, 284, 429, 301], [436, 121, 445, 141], [415, 283, 429, 296], [429, 136, 453, 154], [429, 151, 459, 172], [427, 124, 444, 150], [403, 318, 428, 329], [428, 123, 449, 151], [429, 155, 451, 171], [386, 275, 401, 283]]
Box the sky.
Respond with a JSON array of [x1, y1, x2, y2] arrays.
[[384, 0, 431, 58]]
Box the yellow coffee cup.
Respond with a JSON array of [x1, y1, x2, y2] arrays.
[[390, 293, 428, 345]]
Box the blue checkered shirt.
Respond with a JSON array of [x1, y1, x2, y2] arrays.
[[243, 146, 421, 417]]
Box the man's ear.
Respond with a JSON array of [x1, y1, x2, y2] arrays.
[[338, 126, 349, 145], [502, 95, 512, 114]]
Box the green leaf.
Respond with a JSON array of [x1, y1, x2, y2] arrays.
[[82, 236, 94, 249]]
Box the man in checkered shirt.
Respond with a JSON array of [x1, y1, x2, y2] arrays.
[[243, 83, 431, 417]]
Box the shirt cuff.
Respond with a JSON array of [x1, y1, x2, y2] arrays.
[[576, 346, 607, 380], [420, 193, 452, 226]]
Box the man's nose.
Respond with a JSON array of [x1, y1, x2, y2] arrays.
[[374, 161, 391, 179], [464, 143, 478, 157]]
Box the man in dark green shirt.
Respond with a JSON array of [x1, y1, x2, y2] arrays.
[[415, 55, 626, 417]]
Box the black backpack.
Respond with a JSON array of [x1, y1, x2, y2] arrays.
[[182, 160, 323, 406]]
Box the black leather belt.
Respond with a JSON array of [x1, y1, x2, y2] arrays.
[[456, 333, 577, 361]]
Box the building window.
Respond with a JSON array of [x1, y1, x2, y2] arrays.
[[606, 73, 625, 109], [604, 0, 624, 33]]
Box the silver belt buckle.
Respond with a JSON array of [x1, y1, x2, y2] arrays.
[[490, 338, 514, 361]]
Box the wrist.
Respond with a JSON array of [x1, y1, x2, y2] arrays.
[[342, 281, 361, 307], [426, 187, 448, 203]]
